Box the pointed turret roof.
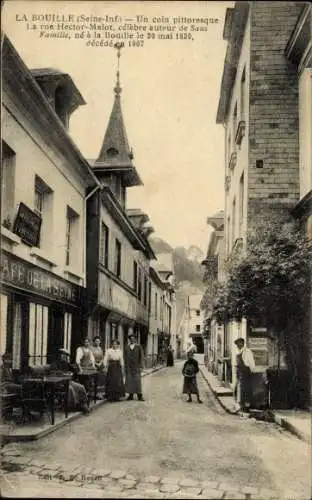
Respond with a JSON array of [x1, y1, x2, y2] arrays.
[[93, 44, 142, 187]]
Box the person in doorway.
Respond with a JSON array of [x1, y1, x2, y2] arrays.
[[76, 338, 96, 371], [182, 350, 203, 403], [92, 336, 106, 398], [166, 345, 174, 367], [234, 337, 255, 413], [51, 349, 90, 414], [103, 339, 125, 402], [186, 339, 197, 355], [124, 334, 145, 401]]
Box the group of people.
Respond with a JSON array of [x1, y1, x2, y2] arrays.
[[52, 333, 146, 414]]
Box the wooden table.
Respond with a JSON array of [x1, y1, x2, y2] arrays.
[[20, 374, 72, 425], [76, 369, 98, 405]]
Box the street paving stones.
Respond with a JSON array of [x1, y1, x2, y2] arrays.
[[1, 365, 309, 499]]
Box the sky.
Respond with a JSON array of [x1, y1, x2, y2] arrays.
[[3, 0, 231, 253]]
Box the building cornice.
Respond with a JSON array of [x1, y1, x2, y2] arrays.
[[216, 2, 250, 124], [2, 35, 97, 187]]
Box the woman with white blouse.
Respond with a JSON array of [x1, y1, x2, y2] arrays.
[[104, 339, 125, 402], [75, 338, 96, 371]]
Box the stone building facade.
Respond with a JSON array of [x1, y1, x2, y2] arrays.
[[216, 1, 308, 394]]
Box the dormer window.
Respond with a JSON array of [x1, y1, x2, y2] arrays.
[[107, 147, 118, 158]]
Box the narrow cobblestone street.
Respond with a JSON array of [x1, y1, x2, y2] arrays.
[[1, 362, 310, 499]]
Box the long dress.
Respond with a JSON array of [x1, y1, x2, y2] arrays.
[[124, 344, 144, 395], [104, 348, 125, 401], [92, 346, 106, 396], [167, 349, 174, 367], [182, 358, 199, 395]]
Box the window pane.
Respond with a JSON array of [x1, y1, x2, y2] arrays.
[[35, 305, 42, 366], [12, 303, 22, 370], [29, 303, 36, 366], [0, 294, 8, 354], [42, 306, 48, 364]]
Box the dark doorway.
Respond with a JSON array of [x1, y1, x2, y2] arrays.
[[192, 335, 204, 354], [47, 305, 64, 363]]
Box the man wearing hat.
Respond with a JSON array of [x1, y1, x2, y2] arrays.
[[51, 348, 90, 414], [124, 334, 145, 401], [234, 338, 255, 413]]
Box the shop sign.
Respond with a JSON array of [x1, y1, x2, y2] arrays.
[[13, 202, 42, 247], [0, 251, 80, 305], [98, 272, 139, 320]]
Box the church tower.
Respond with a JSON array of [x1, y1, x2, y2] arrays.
[[92, 43, 142, 210]]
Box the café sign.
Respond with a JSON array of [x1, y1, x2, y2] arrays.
[[1, 251, 80, 306], [13, 202, 42, 247]]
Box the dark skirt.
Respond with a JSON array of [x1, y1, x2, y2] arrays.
[[167, 352, 174, 367], [183, 376, 199, 394], [96, 369, 106, 395], [106, 360, 125, 401]]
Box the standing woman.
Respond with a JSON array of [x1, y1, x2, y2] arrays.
[[166, 345, 174, 367], [92, 336, 106, 398], [103, 339, 125, 402], [76, 338, 96, 370]]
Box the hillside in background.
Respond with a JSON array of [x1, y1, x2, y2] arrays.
[[150, 236, 205, 293]]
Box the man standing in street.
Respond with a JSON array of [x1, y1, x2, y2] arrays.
[[124, 333, 145, 401], [234, 337, 255, 413]]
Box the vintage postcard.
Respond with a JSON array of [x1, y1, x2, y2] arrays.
[[0, 1, 311, 499]]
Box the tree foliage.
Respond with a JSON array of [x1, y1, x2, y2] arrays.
[[211, 220, 312, 336]]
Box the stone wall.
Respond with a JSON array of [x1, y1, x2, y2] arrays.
[[247, 1, 304, 229]]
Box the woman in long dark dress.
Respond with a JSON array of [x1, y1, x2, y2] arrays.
[[103, 339, 125, 402], [182, 351, 203, 403], [166, 345, 174, 367], [92, 336, 106, 398]]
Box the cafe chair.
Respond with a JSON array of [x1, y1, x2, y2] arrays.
[[21, 379, 53, 424]]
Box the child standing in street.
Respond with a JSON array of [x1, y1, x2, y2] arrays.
[[182, 351, 203, 403]]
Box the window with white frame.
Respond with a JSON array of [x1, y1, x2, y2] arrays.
[[240, 67, 246, 120], [133, 261, 138, 292], [114, 238, 122, 278], [1, 142, 15, 227], [227, 215, 231, 254], [100, 222, 109, 267], [239, 172, 245, 234], [34, 175, 53, 249], [232, 197, 236, 247], [155, 292, 158, 319], [233, 103, 238, 143], [0, 294, 8, 355], [63, 312, 72, 353], [66, 206, 79, 267], [28, 303, 48, 366], [138, 266, 142, 300], [12, 302, 22, 369]]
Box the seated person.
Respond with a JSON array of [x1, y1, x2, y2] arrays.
[[0, 353, 21, 394], [50, 348, 90, 414]]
